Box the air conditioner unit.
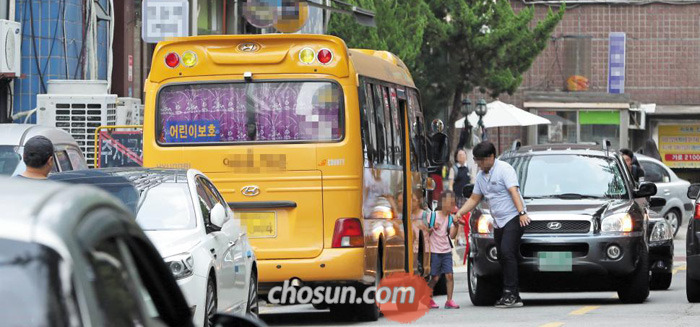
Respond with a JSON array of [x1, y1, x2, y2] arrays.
[[0, 19, 21, 77], [628, 107, 647, 130], [36, 93, 118, 168], [116, 97, 143, 126]]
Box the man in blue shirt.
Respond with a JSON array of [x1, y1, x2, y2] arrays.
[[456, 141, 530, 308]]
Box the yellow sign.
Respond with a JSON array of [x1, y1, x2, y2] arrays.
[[658, 124, 700, 168], [235, 212, 277, 238]]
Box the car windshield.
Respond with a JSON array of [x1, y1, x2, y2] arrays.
[[0, 146, 22, 176], [505, 154, 628, 199], [0, 238, 69, 325], [136, 183, 197, 231]]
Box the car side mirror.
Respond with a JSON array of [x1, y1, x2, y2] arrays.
[[210, 203, 228, 228], [688, 183, 700, 200], [649, 197, 667, 211], [213, 313, 267, 327], [634, 182, 657, 198], [462, 184, 474, 198]]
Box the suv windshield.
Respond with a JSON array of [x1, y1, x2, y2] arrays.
[[136, 183, 196, 231], [0, 146, 22, 176], [0, 238, 69, 325], [505, 154, 628, 199]]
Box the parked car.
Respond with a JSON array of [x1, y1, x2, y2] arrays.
[[685, 183, 700, 302], [50, 168, 259, 326], [0, 123, 88, 176], [0, 177, 262, 327], [647, 199, 674, 290], [636, 154, 693, 236], [465, 143, 656, 305]]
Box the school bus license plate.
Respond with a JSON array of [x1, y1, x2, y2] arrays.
[[236, 212, 277, 238]]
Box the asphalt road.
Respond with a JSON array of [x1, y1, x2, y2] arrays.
[[258, 222, 696, 327]]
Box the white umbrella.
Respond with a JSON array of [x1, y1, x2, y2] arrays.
[[455, 100, 550, 128]]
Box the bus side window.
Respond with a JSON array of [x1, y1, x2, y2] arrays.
[[372, 84, 387, 165], [389, 87, 403, 166], [380, 86, 394, 165], [362, 83, 377, 166], [409, 90, 428, 169]]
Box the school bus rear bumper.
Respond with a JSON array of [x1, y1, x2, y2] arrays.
[[257, 248, 366, 292]]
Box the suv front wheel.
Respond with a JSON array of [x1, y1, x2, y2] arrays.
[[617, 248, 650, 303], [468, 260, 501, 306]]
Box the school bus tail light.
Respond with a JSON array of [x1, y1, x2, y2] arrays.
[[165, 52, 180, 68], [318, 48, 333, 64], [299, 48, 316, 64], [332, 218, 364, 248], [181, 51, 198, 67]]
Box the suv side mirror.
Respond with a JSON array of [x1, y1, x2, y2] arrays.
[[688, 183, 700, 200], [634, 182, 657, 198], [462, 184, 474, 198], [213, 313, 267, 327], [210, 203, 228, 228]]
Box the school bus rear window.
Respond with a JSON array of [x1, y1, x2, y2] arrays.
[[157, 82, 343, 144]]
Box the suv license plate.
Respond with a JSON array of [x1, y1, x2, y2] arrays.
[[537, 251, 573, 272]]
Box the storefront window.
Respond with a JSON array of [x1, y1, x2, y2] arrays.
[[537, 111, 578, 144], [579, 111, 620, 149]]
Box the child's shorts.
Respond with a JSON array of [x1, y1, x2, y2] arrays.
[[430, 252, 453, 276]]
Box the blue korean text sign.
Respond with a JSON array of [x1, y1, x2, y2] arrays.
[[165, 120, 221, 143], [608, 32, 626, 94]]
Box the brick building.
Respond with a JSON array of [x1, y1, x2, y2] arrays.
[[483, 1, 700, 179]]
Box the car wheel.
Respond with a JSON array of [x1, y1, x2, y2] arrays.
[[468, 259, 501, 306], [204, 277, 217, 327], [617, 248, 650, 303], [687, 270, 700, 302], [650, 272, 672, 290], [246, 270, 259, 318], [664, 209, 681, 237]]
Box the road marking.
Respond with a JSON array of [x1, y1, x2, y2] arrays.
[[673, 264, 687, 275], [539, 322, 564, 327], [569, 305, 600, 315]]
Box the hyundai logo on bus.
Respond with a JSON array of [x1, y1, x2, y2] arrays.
[[238, 42, 261, 52], [241, 186, 261, 197], [547, 222, 562, 230]]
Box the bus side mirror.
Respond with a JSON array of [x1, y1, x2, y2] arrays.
[[462, 184, 474, 198], [429, 130, 449, 166]]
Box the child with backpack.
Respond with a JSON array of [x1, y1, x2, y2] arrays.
[[426, 190, 462, 309]]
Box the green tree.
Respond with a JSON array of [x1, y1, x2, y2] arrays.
[[328, 0, 430, 72], [416, 0, 565, 139]]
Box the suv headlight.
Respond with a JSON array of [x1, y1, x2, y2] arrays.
[[601, 213, 633, 233], [477, 214, 494, 234], [165, 253, 195, 279], [650, 220, 673, 242]]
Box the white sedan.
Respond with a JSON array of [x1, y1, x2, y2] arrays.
[[50, 168, 259, 326]]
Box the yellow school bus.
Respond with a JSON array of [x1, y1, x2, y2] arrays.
[[142, 34, 433, 319]]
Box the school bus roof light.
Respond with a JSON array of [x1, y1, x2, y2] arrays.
[[181, 51, 198, 68], [165, 52, 180, 68], [299, 47, 316, 64], [318, 48, 333, 64]]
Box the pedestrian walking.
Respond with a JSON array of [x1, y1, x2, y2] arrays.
[[426, 190, 462, 309], [448, 149, 471, 207], [16, 136, 55, 180], [456, 141, 530, 308]]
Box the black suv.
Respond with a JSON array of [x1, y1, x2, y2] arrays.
[[466, 144, 657, 305], [686, 183, 700, 302]]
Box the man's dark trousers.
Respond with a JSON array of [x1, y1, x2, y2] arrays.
[[493, 216, 524, 294]]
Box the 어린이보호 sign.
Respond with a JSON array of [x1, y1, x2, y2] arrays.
[[659, 125, 700, 168], [142, 0, 189, 43]]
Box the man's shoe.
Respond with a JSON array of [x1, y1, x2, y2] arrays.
[[494, 296, 507, 308], [444, 300, 460, 309], [498, 294, 523, 308], [429, 298, 439, 309]]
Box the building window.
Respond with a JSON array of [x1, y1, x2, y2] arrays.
[[537, 111, 578, 144], [0, 0, 8, 20], [579, 111, 620, 150]]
